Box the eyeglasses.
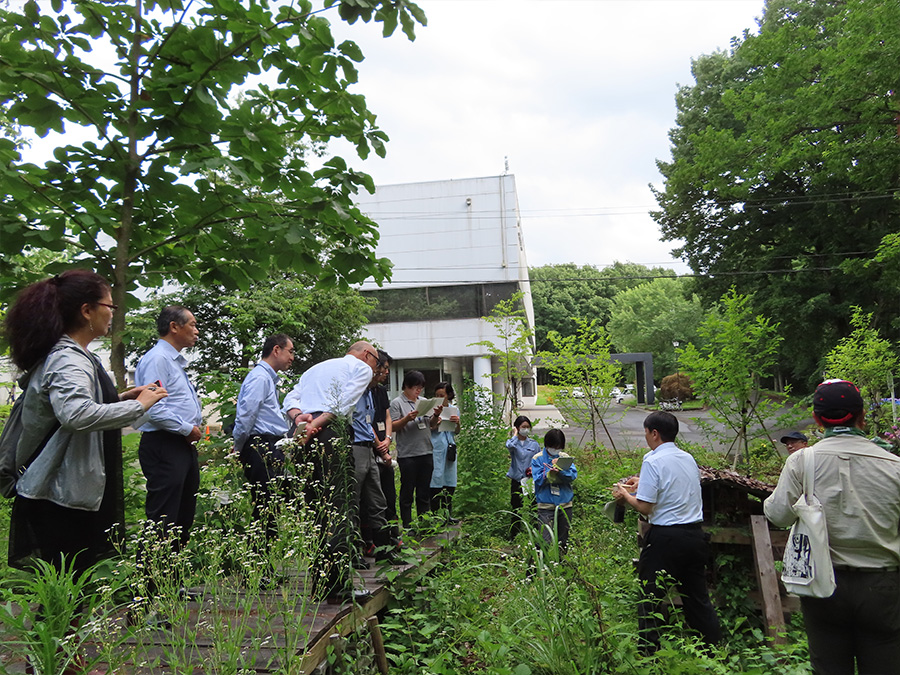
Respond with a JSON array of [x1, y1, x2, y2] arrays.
[[96, 302, 118, 311], [364, 350, 378, 362]]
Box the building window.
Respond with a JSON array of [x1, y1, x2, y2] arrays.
[[363, 282, 520, 324]]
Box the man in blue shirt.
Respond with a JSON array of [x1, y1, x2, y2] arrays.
[[233, 334, 294, 542], [612, 411, 721, 653], [135, 306, 202, 551], [351, 369, 400, 565]]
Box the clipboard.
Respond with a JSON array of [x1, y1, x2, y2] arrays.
[[554, 455, 574, 471]]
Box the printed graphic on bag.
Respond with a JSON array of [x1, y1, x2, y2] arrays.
[[784, 531, 814, 582]]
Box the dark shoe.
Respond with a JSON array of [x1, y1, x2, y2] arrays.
[[326, 587, 372, 605], [446, 517, 460, 525], [352, 557, 371, 570], [363, 542, 376, 557]]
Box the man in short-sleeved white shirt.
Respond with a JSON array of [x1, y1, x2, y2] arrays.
[[281, 341, 378, 603], [613, 411, 721, 652]]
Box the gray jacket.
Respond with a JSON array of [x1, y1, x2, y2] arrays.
[[16, 337, 145, 511]]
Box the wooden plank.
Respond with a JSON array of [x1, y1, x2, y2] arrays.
[[709, 527, 789, 547], [709, 527, 751, 545], [367, 616, 390, 675], [297, 530, 453, 673], [749, 515, 786, 644], [97, 527, 456, 674]]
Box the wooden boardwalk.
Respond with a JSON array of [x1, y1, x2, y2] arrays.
[[1, 529, 456, 674]]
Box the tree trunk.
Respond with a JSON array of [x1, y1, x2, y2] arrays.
[[111, 0, 143, 389]]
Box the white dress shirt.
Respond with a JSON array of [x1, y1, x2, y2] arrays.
[[282, 354, 372, 416]]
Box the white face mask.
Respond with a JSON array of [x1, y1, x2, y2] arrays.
[[546, 447, 560, 456], [519, 427, 531, 437]]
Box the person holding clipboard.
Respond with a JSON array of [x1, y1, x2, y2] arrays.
[[531, 429, 577, 554]]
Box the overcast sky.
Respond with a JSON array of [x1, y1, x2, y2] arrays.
[[332, 0, 766, 274]]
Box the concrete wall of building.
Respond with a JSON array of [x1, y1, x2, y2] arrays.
[[357, 175, 537, 410]]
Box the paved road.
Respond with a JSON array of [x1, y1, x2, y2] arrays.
[[523, 402, 808, 457]]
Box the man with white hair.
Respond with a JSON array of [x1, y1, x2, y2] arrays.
[[282, 341, 378, 603]]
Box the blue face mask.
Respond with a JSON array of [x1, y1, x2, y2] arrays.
[[546, 447, 560, 456]]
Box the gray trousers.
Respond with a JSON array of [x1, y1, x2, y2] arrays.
[[537, 505, 572, 553], [352, 444, 388, 535]]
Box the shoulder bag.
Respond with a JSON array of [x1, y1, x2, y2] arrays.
[[780, 448, 836, 598]]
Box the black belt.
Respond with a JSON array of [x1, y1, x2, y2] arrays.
[[650, 522, 703, 530], [833, 565, 900, 573], [353, 440, 375, 448]]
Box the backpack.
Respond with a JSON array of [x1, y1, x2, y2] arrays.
[[0, 373, 60, 499]]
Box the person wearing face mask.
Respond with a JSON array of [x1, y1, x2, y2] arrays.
[[531, 428, 577, 553], [506, 415, 540, 538]]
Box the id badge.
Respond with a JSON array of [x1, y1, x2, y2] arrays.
[[366, 414, 371, 424], [550, 486, 561, 496], [377, 422, 386, 432], [417, 420, 427, 430]]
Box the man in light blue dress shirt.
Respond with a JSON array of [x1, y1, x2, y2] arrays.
[[135, 306, 202, 551], [612, 411, 721, 652], [233, 334, 294, 542]]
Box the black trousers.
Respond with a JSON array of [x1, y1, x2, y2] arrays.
[[510, 479, 524, 537], [637, 523, 722, 651], [801, 568, 900, 675], [298, 424, 353, 598], [239, 434, 287, 543], [9, 497, 107, 577], [398, 454, 433, 528], [138, 430, 200, 549]]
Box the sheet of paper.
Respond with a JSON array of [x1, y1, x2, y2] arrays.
[[439, 405, 459, 432], [415, 397, 444, 416]]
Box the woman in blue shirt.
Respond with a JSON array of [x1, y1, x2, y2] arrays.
[[506, 415, 540, 537], [531, 429, 577, 553]]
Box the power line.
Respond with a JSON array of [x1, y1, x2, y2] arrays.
[[359, 187, 900, 222], [364, 263, 881, 286]]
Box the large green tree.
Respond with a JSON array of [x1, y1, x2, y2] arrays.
[[123, 275, 373, 377], [529, 262, 676, 352], [652, 0, 900, 389], [0, 0, 424, 385], [606, 277, 706, 379]]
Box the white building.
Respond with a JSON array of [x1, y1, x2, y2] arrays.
[[357, 174, 537, 406]]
